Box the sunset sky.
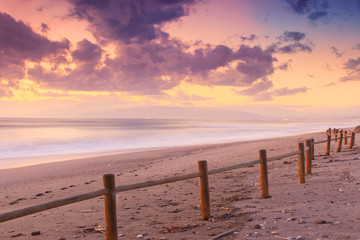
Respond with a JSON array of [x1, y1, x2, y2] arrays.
[[1, 0, 360, 120]]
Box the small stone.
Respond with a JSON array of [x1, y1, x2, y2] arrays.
[[296, 235, 306, 240], [160, 237, 167, 240], [298, 219, 306, 224], [136, 234, 144, 238], [315, 220, 327, 224], [254, 224, 262, 229], [271, 231, 279, 235], [31, 231, 41, 236], [118, 234, 125, 237], [287, 217, 297, 222], [56, 237, 66, 240], [35, 193, 44, 197]]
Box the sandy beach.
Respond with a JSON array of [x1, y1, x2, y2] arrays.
[[0, 129, 359, 240]]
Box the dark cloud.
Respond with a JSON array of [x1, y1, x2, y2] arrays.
[[339, 57, 360, 82], [356, 43, 360, 49], [29, 35, 276, 94], [3, 1, 278, 96], [344, 57, 360, 70], [277, 43, 312, 54], [278, 60, 292, 70], [269, 31, 313, 54], [68, 0, 197, 44], [280, 31, 306, 42], [233, 46, 275, 84], [240, 34, 257, 42], [188, 45, 233, 74], [273, 87, 308, 96], [330, 46, 344, 57], [41, 23, 50, 33], [286, 0, 329, 21], [0, 12, 70, 81]]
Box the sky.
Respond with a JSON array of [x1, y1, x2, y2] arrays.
[[0, 0, 360, 121]]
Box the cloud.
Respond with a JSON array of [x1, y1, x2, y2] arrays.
[[68, 0, 197, 44], [268, 31, 313, 54], [279, 31, 306, 42], [0, 12, 70, 81], [339, 57, 360, 82], [330, 46, 344, 57], [240, 34, 257, 42], [29, 34, 276, 94], [278, 60, 292, 70], [286, 0, 330, 21], [3, 1, 278, 96], [234, 80, 273, 95], [357, 43, 360, 49], [41, 23, 50, 33], [272, 87, 308, 96], [235, 81, 308, 102]]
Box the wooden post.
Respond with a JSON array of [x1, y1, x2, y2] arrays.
[[297, 143, 305, 184], [327, 128, 331, 134], [350, 132, 355, 149], [337, 131, 343, 152], [311, 138, 315, 160], [344, 131, 348, 145], [305, 139, 312, 175], [326, 134, 331, 155], [103, 174, 118, 240], [334, 128, 338, 142], [198, 160, 211, 220], [259, 150, 270, 199]]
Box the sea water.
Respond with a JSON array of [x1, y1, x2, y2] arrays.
[[0, 118, 356, 169]]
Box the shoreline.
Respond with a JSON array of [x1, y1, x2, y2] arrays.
[[1, 129, 359, 239]]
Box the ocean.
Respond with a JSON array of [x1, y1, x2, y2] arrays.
[[0, 118, 356, 169]]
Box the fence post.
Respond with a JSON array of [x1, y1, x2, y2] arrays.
[[337, 130, 343, 152], [305, 139, 312, 175], [334, 128, 338, 142], [259, 149, 270, 199], [198, 160, 211, 220], [103, 174, 118, 240], [311, 138, 315, 160], [344, 131, 348, 145], [350, 132, 355, 149], [326, 134, 331, 155], [297, 143, 305, 184]]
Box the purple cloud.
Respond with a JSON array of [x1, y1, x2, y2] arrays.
[[0, 12, 69, 93], [286, 0, 329, 21], [41, 23, 50, 33], [280, 31, 306, 42], [269, 31, 313, 54], [339, 57, 360, 82], [273, 87, 308, 96], [68, 0, 197, 44], [3, 1, 278, 96], [330, 46, 344, 57], [278, 60, 292, 70], [234, 80, 273, 95], [240, 34, 257, 42]]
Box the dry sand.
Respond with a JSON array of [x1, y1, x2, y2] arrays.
[[0, 130, 359, 240]]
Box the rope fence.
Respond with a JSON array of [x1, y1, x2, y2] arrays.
[[0, 127, 357, 239]]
